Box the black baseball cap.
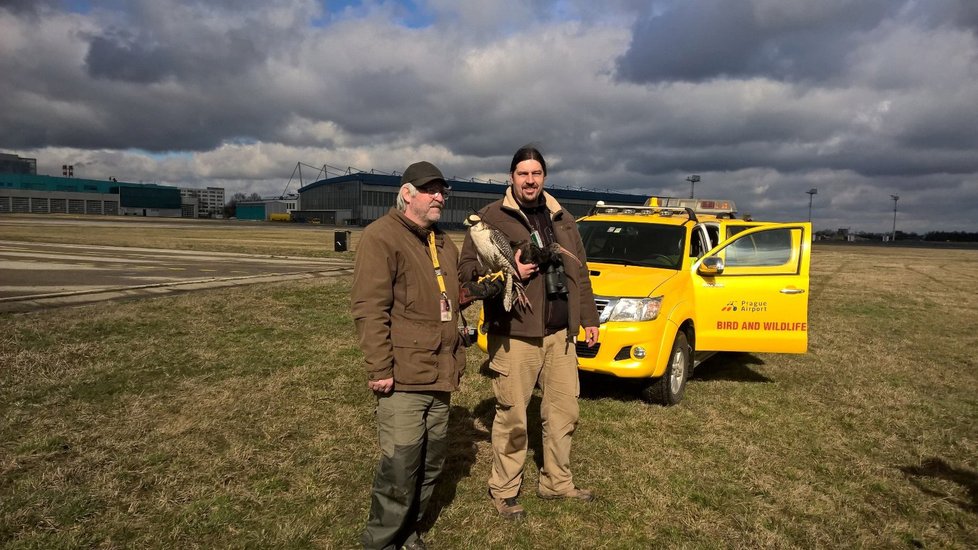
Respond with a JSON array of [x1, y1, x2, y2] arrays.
[[401, 161, 450, 190]]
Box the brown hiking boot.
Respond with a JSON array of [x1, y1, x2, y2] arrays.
[[537, 487, 596, 502], [489, 489, 525, 520]]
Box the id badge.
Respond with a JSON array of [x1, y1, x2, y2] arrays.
[[440, 295, 452, 322], [529, 230, 543, 247]]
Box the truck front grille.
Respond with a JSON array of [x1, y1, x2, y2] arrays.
[[594, 297, 612, 323], [576, 342, 600, 358]]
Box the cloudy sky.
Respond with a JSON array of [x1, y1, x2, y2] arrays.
[[2, 0, 977, 233]]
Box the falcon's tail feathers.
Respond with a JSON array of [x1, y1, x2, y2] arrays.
[[512, 279, 531, 311]]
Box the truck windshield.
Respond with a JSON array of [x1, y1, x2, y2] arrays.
[[578, 221, 685, 270]]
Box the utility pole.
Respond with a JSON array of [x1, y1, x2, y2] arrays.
[[890, 195, 899, 242], [806, 188, 818, 222], [686, 175, 700, 199]]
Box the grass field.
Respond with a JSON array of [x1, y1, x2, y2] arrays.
[[2, 218, 977, 548]]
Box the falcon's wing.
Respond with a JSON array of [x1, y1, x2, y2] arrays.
[[488, 228, 519, 273]]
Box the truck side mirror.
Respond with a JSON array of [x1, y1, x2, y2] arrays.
[[698, 256, 724, 276]]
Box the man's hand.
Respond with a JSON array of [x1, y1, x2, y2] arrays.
[[584, 326, 599, 348], [514, 248, 539, 281], [367, 377, 394, 394]]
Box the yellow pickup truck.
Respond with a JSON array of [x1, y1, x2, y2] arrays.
[[477, 197, 812, 405]]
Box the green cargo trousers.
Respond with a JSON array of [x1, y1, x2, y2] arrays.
[[361, 390, 450, 550]]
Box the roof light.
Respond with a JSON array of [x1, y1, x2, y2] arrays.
[[648, 197, 736, 216]]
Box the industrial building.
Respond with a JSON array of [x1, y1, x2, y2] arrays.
[[0, 153, 37, 175], [293, 172, 648, 228], [180, 186, 226, 218], [2, 152, 647, 225], [236, 197, 298, 221], [0, 173, 192, 217]]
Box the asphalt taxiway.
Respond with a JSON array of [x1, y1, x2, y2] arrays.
[[0, 240, 353, 313]]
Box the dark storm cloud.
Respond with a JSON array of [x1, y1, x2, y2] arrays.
[[620, 140, 978, 179], [909, 0, 978, 31], [1, 0, 976, 232], [85, 26, 262, 83], [79, 0, 313, 85], [309, 69, 438, 137], [0, 0, 60, 14], [0, 0, 321, 152], [616, 0, 899, 83], [85, 31, 178, 84]]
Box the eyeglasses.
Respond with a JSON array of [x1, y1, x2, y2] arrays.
[[417, 186, 450, 198]]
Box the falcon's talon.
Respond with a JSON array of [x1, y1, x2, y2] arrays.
[[476, 271, 505, 285]]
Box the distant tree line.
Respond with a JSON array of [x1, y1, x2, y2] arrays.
[[921, 231, 978, 242], [816, 229, 978, 242]]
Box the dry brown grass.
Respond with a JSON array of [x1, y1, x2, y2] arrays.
[[0, 214, 470, 257], [2, 220, 978, 547]]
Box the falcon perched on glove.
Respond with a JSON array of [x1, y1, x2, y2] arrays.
[[462, 213, 530, 311], [462, 213, 583, 312]]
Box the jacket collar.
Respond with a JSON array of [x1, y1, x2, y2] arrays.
[[502, 186, 563, 219], [388, 207, 441, 242]]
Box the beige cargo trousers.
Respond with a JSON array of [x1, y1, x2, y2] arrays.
[[487, 329, 581, 499]]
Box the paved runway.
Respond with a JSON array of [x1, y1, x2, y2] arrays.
[[0, 240, 353, 313]]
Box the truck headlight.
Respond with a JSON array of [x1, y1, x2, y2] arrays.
[[607, 296, 662, 322]]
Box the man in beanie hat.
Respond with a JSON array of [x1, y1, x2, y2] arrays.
[[353, 161, 463, 549]]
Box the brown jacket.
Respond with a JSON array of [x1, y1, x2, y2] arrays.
[[459, 187, 599, 340], [352, 208, 464, 392]]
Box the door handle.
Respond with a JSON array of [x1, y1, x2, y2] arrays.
[[780, 288, 805, 294]]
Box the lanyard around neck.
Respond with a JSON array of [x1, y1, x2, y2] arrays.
[[427, 232, 447, 295]]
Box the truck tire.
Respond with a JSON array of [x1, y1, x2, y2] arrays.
[[641, 330, 691, 406]]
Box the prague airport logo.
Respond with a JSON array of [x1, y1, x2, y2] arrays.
[[721, 300, 769, 313]]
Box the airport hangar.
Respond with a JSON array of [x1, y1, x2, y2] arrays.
[[0, 173, 193, 217], [292, 172, 649, 229]]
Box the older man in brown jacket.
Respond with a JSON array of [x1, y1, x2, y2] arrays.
[[352, 161, 464, 550]]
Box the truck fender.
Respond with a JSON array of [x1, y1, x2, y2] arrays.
[[650, 319, 681, 378], [651, 299, 695, 378]]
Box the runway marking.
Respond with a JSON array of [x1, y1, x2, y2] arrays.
[[0, 260, 107, 270], [0, 250, 159, 264], [0, 238, 356, 312], [0, 268, 356, 313], [0, 285, 112, 293]]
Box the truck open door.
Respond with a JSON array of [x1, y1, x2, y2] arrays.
[[692, 223, 811, 354]]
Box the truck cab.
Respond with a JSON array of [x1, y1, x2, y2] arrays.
[[478, 197, 812, 405]]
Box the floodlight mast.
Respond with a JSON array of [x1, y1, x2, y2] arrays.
[[890, 194, 899, 242], [686, 175, 700, 199], [806, 188, 818, 222]]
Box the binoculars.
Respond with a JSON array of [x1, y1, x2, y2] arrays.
[[544, 262, 568, 296]]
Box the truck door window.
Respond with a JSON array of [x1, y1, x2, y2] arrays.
[[725, 228, 793, 268], [690, 225, 710, 258], [705, 224, 719, 250]]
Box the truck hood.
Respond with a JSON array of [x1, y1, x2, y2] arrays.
[[585, 262, 678, 298]]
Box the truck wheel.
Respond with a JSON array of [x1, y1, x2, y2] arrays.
[[641, 330, 691, 406]]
